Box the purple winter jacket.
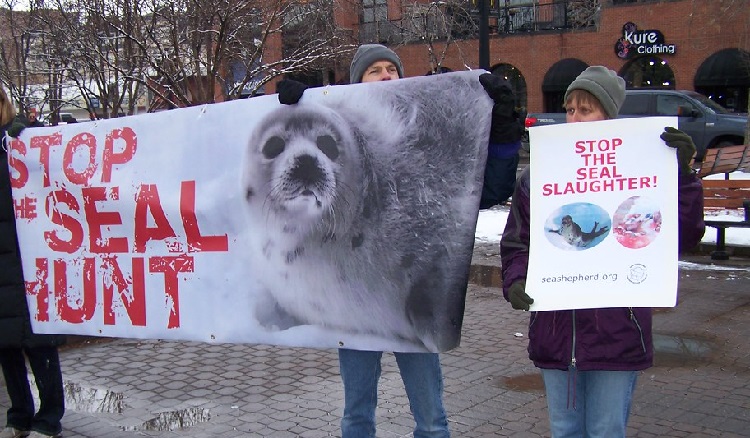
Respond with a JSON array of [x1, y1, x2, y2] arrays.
[[500, 167, 705, 371]]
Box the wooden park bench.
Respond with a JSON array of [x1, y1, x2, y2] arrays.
[[695, 144, 750, 178], [694, 144, 750, 260]]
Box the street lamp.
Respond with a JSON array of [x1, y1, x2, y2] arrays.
[[479, 0, 489, 69]]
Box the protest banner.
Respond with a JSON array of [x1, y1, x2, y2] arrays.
[[8, 71, 492, 352], [527, 117, 679, 311]]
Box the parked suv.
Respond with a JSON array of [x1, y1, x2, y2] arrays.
[[525, 89, 747, 160], [620, 90, 746, 159]]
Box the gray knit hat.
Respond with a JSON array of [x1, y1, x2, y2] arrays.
[[349, 44, 404, 84], [564, 66, 626, 119]]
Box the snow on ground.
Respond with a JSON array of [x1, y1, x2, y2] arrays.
[[475, 170, 750, 247]]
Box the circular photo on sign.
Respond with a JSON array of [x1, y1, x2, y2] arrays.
[[544, 203, 611, 250], [612, 196, 662, 249]]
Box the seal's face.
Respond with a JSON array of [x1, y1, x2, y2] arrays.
[[261, 131, 338, 215], [243, 106, 363, 236]]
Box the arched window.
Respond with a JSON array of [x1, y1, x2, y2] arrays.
[[620, 56, 675, 89], [694, 48, 750, 112], [541, 58, 588, 113]]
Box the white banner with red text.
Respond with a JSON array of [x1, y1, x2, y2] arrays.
[[9, 71, 492, 353]]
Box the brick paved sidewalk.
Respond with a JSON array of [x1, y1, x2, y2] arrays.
[[2, 254, 749, 437]]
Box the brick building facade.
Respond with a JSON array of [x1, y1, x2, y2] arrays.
[[381, 0, 749, 114]]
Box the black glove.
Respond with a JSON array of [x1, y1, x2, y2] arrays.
[[660, 127, 696, 176], [479, 73, 514, 106], [277, 79, 309, 105], [480, 73, 521, 144], [7, 121, 26, 138], [508, 280, 534, 311]]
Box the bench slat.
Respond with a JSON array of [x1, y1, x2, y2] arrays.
[[704, 197, 750, 205], [702, 180, 750, 189], [702, 178, 750, 210], [704, 199, 747, 209], [704, 164, 749, 174], [703, 192, 748, 204], [704, 150, 746, 160], [695, 144, 750, 178]]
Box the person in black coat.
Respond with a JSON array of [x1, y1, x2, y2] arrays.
[[0, 87, 65, 438], [478, 73, 525, 209]]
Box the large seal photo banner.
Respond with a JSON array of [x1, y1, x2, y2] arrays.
[[9, 71, 492, 353]]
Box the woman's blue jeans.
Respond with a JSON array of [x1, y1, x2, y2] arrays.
[[339, 349, 450, 438], [540, 368, 638, 438]]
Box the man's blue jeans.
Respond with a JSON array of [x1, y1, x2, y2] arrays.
[[540, 368, 638, 438], [339, 349, 450, 438]]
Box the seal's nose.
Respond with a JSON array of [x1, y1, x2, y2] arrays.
[[291, 154, 324, 185]]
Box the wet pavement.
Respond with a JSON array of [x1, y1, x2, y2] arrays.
[[3, 233, 750, 436]]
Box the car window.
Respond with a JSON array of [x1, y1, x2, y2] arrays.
[[656, 95, 693, 116], [620, 94, 650, 115], [687, 92, 731, 114]]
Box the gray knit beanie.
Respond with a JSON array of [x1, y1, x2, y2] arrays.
[[564, 66, 626, 119], [349, 44, 404, 84]]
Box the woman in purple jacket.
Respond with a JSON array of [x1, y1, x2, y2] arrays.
[[500, 66, 705, 438]]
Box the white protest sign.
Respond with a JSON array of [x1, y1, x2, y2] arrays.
[[8, 70, 492, 352], [527, 117, 679, 311]]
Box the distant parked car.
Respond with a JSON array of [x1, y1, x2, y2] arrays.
[[525, 89, 747, 160], [60, 113, 78, 124]]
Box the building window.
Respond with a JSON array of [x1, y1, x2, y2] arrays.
[[363, 0, 388, 23], [621, 56, 675, 89], [360, 0, 398, 44]]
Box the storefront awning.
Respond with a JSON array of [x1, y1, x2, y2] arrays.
[[694, 48, 750, 87], [542, 59, 589, 92]]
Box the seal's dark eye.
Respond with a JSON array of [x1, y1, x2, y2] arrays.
[[317, 135, 339, 160], [262, 136, 285, 159]]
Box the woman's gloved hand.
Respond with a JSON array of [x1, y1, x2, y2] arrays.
[[508, 280, 534, 311], [660, 127, 696, 176]]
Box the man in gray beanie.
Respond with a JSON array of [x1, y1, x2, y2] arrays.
[[348, 43, 404, 84], [276, 44, 451, 438], [277, 43, 405, 104], [500, 65, 704, 438]]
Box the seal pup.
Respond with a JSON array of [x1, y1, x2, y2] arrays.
[[241, 72, 491, 351], [548, 214, 610, 247]]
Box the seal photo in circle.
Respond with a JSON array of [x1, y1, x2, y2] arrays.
[[544, 203, 611, 250], [240, 73, 491, 352], [612, 196, 662, 249]]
